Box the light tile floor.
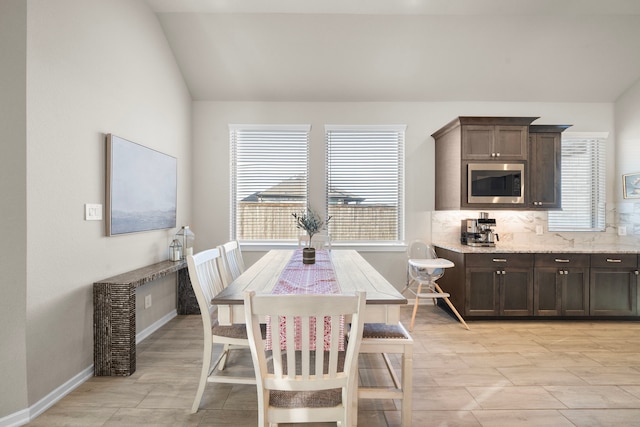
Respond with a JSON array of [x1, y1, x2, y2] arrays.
[[26, 305, 640, 426]]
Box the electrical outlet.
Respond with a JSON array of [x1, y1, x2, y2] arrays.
[[144, 294, 152, 309], [535, 225, 544, 235], [618, 226, 627, 236], [85, 203, 102, 220]]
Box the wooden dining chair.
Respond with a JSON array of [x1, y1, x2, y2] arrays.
[[187, 248, 256, 413], [243, 290, 366, 427], [218, 240, 246, 288], [357, 322, 414, 427]]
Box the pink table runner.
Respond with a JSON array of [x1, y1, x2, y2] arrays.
[[265, 249, 343, 351]]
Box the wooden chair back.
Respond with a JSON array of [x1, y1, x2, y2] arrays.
[[218, 240, 245, 287], [243, 290, 365, 426], [297, 234, 332, 250], [187, 248, 225, 331]]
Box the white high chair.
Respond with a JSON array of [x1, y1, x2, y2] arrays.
[[406, 240, 469, 331]]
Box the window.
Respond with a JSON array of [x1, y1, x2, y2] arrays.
[[230, 125, 310, 240], [325, 125, 405, 242], [548, 134, 606, 231]]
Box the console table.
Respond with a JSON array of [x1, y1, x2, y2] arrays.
[[93, 259, 198, 376]]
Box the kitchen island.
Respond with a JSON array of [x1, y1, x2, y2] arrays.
[[433, 243, 640, 320]]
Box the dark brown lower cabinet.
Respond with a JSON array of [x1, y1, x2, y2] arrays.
[[534, 254, 589, 316], [435, 246, 640, 319], [590, 254, 638, 316], [465, 254, 533, 316]]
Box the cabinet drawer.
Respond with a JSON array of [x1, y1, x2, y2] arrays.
[[466, 253, 533, 268], [535, 253, 590, 268], [590, 254, 637, 269]]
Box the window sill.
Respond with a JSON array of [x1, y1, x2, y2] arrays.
[[239, 241, 408, 253]]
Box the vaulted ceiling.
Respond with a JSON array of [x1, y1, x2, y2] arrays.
[[146, 0, 640, 102]]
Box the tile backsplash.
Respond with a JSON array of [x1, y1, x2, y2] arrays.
[[431, 202, 640, 248]]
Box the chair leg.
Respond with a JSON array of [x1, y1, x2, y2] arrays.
[[409, 282, 423, 331], [192, 340, 212, 413], [349, 358, 358, 427], [434, 283, 470, 330], [217, 343, 230, 370], [401, 343, 413, 427]]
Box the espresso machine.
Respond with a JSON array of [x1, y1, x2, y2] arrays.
[[461, 212, 499, 247]]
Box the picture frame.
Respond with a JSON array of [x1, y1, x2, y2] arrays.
[[106, 134, 177, 235], [622, 172, 640, 199]]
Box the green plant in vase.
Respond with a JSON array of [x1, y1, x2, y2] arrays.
[[292, 208, 331, 263]]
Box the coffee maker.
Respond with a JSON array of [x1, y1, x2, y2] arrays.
[[461, 212, 499, 247]]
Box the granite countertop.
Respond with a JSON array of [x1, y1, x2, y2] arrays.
[[433, 242, 640, 254]]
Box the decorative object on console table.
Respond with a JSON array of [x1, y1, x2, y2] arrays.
[[169, 239, 182, 261], [622, 172, 640, 199], [292, 207, 331, 265], [175, 225, 195, 258]]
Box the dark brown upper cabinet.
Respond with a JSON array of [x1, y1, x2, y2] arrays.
[[433, 116, 538, 210], [528, 125, 571, 209]]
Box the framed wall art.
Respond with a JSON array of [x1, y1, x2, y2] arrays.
[[622, 172, 640, 199], [106, 134, 177, 235]]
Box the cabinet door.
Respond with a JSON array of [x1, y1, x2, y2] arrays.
[[466, 268, 499, 316], [534, 267, 589, 316], [494, 126, 528, 160], [563, 268, 589, 316], [534, 268, 561, 315], [590, 269, 638, 316], [500, 268, 533, 316], [529, 132, 561, 208], [462, 126, 495, 159]]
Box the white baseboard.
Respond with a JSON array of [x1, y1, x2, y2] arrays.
[[136, 309, 177, 344], [1, 310, 177, 427], [29, 365, 94, 421], [0, 364, 94, 427], [0, 408, 29, 427]]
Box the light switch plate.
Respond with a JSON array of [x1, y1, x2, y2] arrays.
[[85, 203, 102, 220], [535, 225, 544, 235], [618, 226, 627, 236]]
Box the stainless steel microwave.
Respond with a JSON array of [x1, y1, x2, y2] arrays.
[[467, 163, 525, 204]]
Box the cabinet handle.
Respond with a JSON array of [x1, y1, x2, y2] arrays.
[[491, 153, 496, 157], [496, 270, 501, 275], [492, 258, 507, 262], [496, 152, 501, 157], [606, 258, 622, 263], [554, 259, 570, 263], [635, 271, 639, 276]]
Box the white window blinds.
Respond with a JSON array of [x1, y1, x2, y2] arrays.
[[230, 124, 310, 240], [548, 134, 606, 231], [325, 125, 405, 242]]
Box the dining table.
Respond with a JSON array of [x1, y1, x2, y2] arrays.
[[212, 248, 408, 426], [211, 249, 407, 326]]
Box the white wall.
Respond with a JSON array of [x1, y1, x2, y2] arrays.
[[192, 101, 614, 288], [15, 0, 192, 413], [615, 77, 640, 236], [0, 0, 29, 418]]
